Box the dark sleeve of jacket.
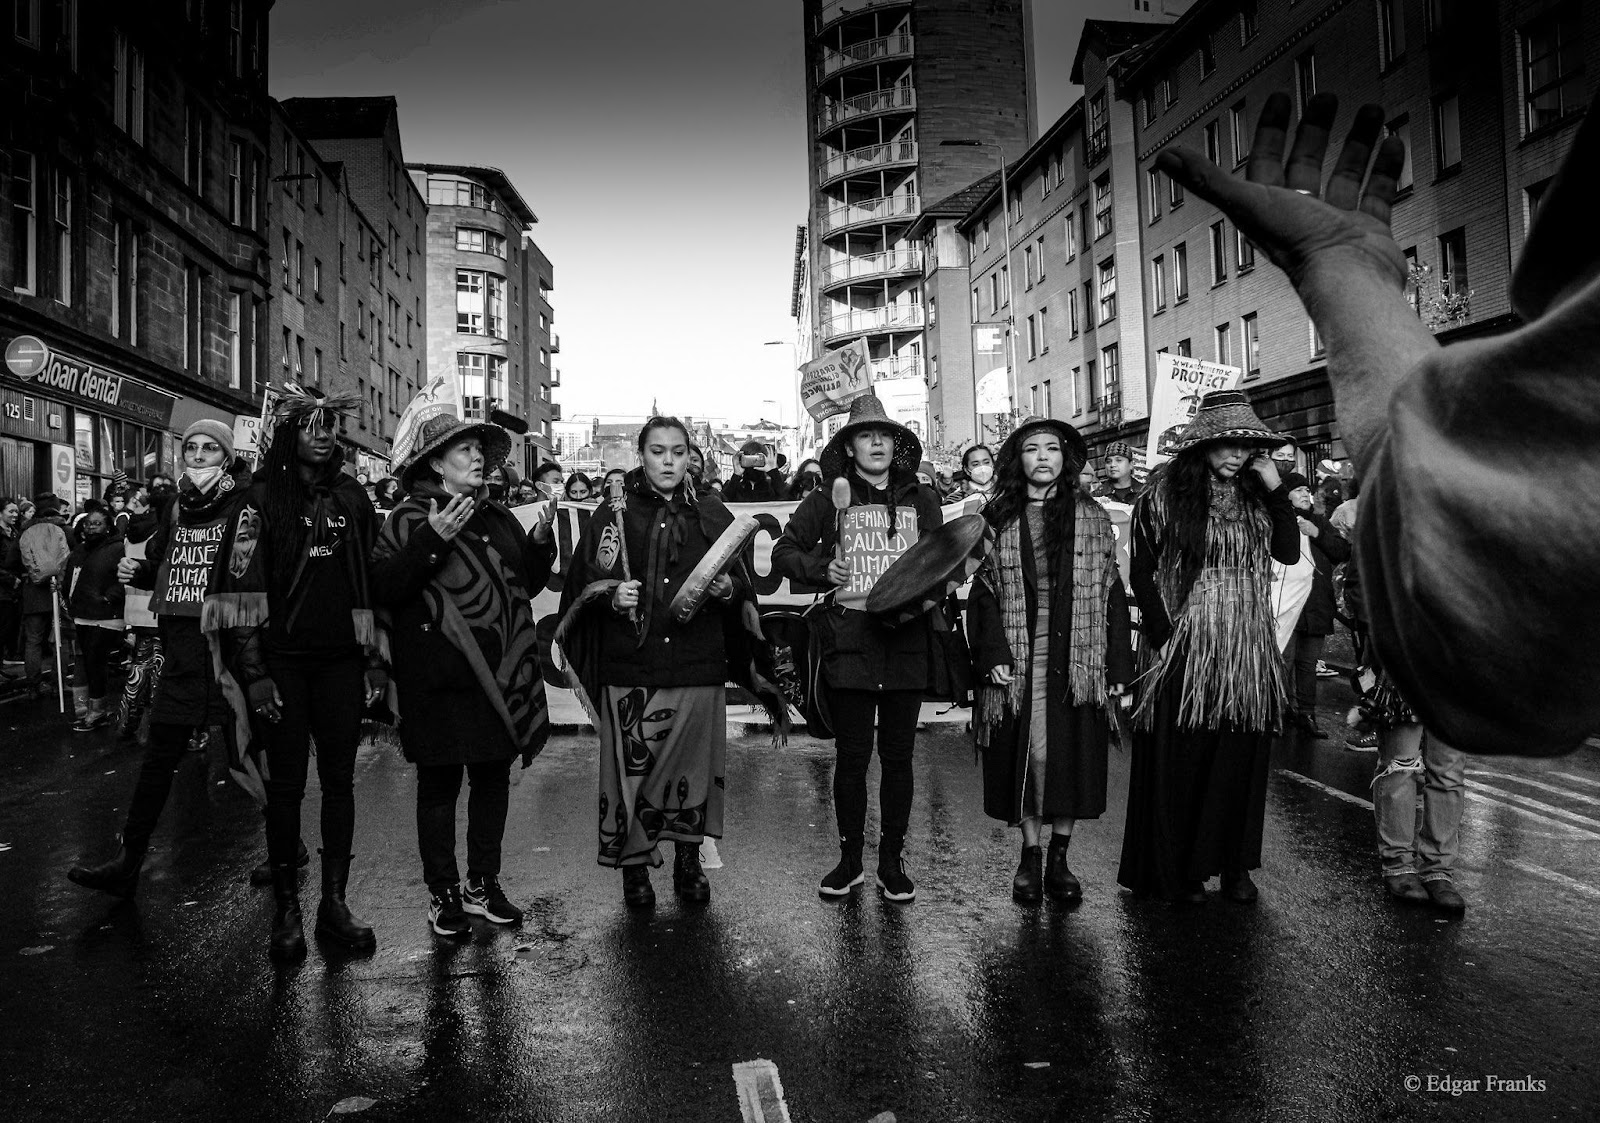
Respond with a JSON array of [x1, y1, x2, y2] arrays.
[[0, 533, 20, 591], [129, 509, 170, 590], [1265, 485, 1301, 565], [1306, 510, 1350, 566], [965, 576, 1012, 674], [915, 482, 945, 530], [368, 508, 452, 607], [521, 524, 557, 596], [1105, 571, 1135, 685], [1129, 497, 1172, 648], [771, 490, 835, 587]]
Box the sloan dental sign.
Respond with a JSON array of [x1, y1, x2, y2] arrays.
[[4, 335, 177, 428]]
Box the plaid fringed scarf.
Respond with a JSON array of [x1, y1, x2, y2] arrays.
[[1134, 477, 1287, 732], [975, 494, 1117, 746]]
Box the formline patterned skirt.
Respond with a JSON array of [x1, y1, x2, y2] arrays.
[[597, 683, 726, 868]]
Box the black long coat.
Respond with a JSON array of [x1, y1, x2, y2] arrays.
[[967, 501, 1134, 823], [1293, 509, 1350, 636]]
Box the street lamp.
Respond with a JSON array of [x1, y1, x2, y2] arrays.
[[763, 339, 804, 457], [941, 139, 1017, 441]]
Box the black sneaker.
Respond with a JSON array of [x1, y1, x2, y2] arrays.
[[464, 874, 523, 925], [875, 842, 916, 903], [428, 885, 471, 937], [819, 845, 864, 898]]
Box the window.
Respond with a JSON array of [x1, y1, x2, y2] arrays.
[[1067, 288, 1080, 338], [294, 240, 304, 298], [1522, 9, 1584, 134], [1026, 314, 1039, 359], [312, 258, 322, 298], [1210, 221, 1228, 284], [1236, 228, 1256, 272], [1073, 366, 1086, 415], [184, 103, 206, 194], [1526, 177, 1555, 232], [10, 151, 36, 294], [1151, 255, 1167, 312], [294, 336, 305, 382], [51, 167, 71, 305], [228, 141, 243, 223], [246, 149, 260, 229], [1168, 171, 1185, 209], [1176, 337, 1192, 358], [1199, 34, 1215, 78], [1295, 51, 1317, 115], [1042, 379, 1052, 417], [1215, 322, 1233, 367], [1064, 212, 1077, 260], [1309, 320, 1326, 359], [1093, 174, 1112, 239], [339, 321, 346, 359], [1204, 120, 1220, 164], [456, 227, 507, 257], [1438, 227, 1468, 297], [1088, 90, 1108, 150], [227, 292, 242, 388], [1378, 0, 1406, 69], [1008, 189, 1022, 226], [112, 33, 145, 143], [1142, 87, 1157, 128], [1035, 236, 1045, 282], [1433, 94, 1461, 173], [185, 265, 202, 373], [1023, 245, 1035, 288], [1163, 74, 1177, 108], [313, 349, 323, 387], [989, 272, 1001, 314], [250, 296, 262, 393], [15, 0, 38, 44], [1079, 201, 1090, 247], [1425, 0, 1452, 35], [125, 226, 141, 344], [1039, 307, 1048, 353], [971, 286, 979, 321], [930, 356, 938, 387], [1239, 0, 1259, 43], [457, 269, 485, 333], [1230, 102, 1249, 165], [486, 275, 505, 337], [1242, 312, 1261, 376], [280, 229, 290, 291], [1147, 168, 1163, 223], [339, 241, 346, 280], [1086, 359, 1097, 407], [980, 219, 991, 252], [1385, 116, 1414, 192], [1101, 345, 1119, 403], [229, 0, 244, 75], [1173, 243, 1189, 301], [1097, 258, 1117, 324], [110, 223, 121, 334]]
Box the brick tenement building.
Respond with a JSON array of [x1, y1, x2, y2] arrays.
[[279, 97, 428, 466], [409, 164, 556, 475], [1, 2, 275, 503]]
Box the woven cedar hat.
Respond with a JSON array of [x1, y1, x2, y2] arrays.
[[399, 413, 512, 486], [1168, 390, 1290, 453], [997, 416, 1088, 471], [819, 393, 923, 481]]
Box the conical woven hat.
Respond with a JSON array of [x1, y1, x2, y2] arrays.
[[819, 393, 923, 480], [1168, 390, 1289, 452]]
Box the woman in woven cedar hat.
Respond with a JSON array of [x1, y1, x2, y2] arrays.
[[771, 392, 944, 903], [1116, 389, 1301, 905], [968, 417, 1134, 904], [369, 404, 561, 940]]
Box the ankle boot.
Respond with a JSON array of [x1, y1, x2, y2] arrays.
[[875, 835, 916, 902], [1012, 844, 1043, 902], [819, 840, 865, 897], [672, 841, 710, 902], [70, 684, 89, 720], [67, 837, 145, 898], [622, 864, 655, 909], [72, 697, 109, 732], [250, 838, 310, 886], [1043, 834, 1081, 902], [269, 864, 307, 961], [314, 851, 376, 949]]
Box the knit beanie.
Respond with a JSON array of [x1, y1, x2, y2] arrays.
[[182, 419, 235, 462]]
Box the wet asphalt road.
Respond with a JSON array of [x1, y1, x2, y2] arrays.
[[3, 677, 1599, 1123]]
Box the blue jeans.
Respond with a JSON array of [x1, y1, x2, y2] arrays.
[[1372, 727, 1465, 880]]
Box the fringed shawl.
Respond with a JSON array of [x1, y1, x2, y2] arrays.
[[974, 492, 1118, 747], [1133, 476, 1287, 732]]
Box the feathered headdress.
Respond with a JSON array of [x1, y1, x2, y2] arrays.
[[270, 382, 364, 432]]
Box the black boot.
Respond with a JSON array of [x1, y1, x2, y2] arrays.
[[314, 852, 376, 950], [67, 837, 145, 898], [673, 841, 710, 902], [819, 840, 865, 897], [1012, 844, 1043, 903], [269, 864, 307, 961], [250, 838, 310, 886], [622, 864, 655, 909], [875, 835, 916, 902], [1043, 834, 1082, 903], [1222, 869, 1259, 904]]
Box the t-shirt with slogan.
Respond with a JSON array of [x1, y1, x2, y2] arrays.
[[150, 515, 229, 618], [268, 506, 357, 656], [836, 504, 920, 610]]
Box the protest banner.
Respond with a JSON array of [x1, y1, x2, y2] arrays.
[[799, 338, 874, 421], [1144, 353, 1241, 467]]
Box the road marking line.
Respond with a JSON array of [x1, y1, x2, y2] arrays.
[[1549, 771, 1600, 790], [1504, 858, 1600, 900], [1279, 769, 1373, 809], [1466, 781, 1600, 834], [1462, 791, 1597, 842], [733, 1059, 792, 1123], [1469, 769, 1600, 808]]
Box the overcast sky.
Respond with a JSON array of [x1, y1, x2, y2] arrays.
[[270, 0, 1126, 426]]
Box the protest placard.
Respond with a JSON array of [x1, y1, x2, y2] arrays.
[[1144, 353, 1241, 467], [800, 338, 874, 421]]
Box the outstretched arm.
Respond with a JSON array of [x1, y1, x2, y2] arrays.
[[1156, 91, 1439, 469]]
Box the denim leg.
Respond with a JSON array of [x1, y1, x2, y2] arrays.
[[1416, 735, 1466, 881], [1371, 724, 1425, 876]]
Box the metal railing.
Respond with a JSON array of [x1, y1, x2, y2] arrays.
[[549, 367, 561, 387], [814, 32, 914, 84], [549, 331, 560, 353], [814, 0, 911, 35], [815, 84, 917, 133], [820, 192, 920, 235], [872, 354, 923, 381], [820, 248, 923, 286], [549, 402, 562, 421], [821, 303, 926, 338], [820, 139, 918, 184]]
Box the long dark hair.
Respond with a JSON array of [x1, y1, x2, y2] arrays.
[[984, 440, 1083, 572], [260, 422, 328, 588], [1156, 444, 1273, 590]]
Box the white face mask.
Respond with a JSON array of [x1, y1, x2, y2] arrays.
[[184, 465, 226, 493], [968, 462, 994, 486]]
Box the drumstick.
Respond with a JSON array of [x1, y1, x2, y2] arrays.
[[831, 477, 851, 568], [606, 475, 639, 630]]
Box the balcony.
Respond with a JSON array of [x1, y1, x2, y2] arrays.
[[822, 303, 925, 340], [820, 192, 920, 236], [549, 401, 562, 421], [814, 32, 914, 85], [549, 331, 561, 353], [550, 367, 561, 387], [873, 354, 923, 382], [819, 139, 918, 186], [821, 248, 923, 287], [814, 0, 912, 36], [815, 84, 917, 134]]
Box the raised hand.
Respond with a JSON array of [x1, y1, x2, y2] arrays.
[[1156, 92, 1409, 292], [427, 493, 474, 541]]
